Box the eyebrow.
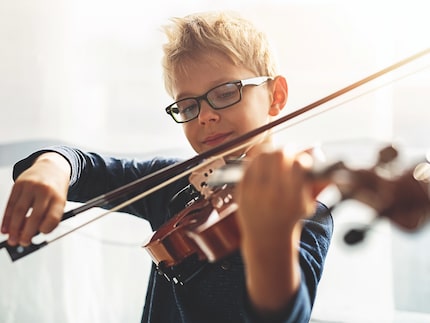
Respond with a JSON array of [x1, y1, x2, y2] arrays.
[[174, 78, 239, 100]]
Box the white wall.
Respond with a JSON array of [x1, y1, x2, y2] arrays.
[[0, 1, 429, 322]]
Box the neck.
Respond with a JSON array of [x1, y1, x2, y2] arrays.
[[242, 135, 274, 159]]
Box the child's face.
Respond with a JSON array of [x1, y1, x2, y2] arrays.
[[171, 51, 279, 156]]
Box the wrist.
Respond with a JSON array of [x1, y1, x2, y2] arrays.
[[242, 223, 302, 314], [35, 152, 71, 180]]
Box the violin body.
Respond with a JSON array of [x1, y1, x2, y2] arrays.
[[143, 199, 212, 267], [187, 188, 239, 263], [143, 145, 430, 269], [143, 185, 240, 266]]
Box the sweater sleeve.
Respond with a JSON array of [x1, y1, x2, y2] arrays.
[[12, 145, 185, 227], [242, 202, 333, 323]]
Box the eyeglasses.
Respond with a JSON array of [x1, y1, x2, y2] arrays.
[[165, 76, 273, 123]]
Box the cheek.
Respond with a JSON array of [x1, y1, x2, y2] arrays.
[[183, 124, 200, 150], [183, 124, 193, 142], [240, 98, 271, 128], [242, 113, 270, 133], [246, 89, 271, 110]]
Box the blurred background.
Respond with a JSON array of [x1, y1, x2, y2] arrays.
[[0, 0, 429, 322]]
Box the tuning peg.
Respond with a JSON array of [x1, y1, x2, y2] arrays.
[[377, 146, 398, 166], [344, 227, 368, 245]]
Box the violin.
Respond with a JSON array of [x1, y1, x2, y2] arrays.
[[143, 145, 430, 272], [1, 48, 429, 265]]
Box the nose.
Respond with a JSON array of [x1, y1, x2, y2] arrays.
[[198, 99, 220, 124]]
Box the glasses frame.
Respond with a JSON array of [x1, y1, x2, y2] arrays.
[[165, 76, 273, 123]]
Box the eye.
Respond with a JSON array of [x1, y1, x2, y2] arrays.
[[177, 100, 199, 117], [217, 89, 237, 100], [210, 84, 239, 103]]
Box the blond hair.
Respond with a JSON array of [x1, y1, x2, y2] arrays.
[[161, 11, 278, 97]]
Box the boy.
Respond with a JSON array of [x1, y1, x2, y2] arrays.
[[1, 11, 333, 323]]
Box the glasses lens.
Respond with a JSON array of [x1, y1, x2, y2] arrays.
[[207, 83, 241, 109], [170, 98, 199, 123]]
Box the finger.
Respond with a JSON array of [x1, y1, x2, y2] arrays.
[[18, 194, 52, 246], [240, 151, 285, 207], [290, 153, 326, 218], [253, 150, 284, 179], [39, 197, 65, 234], [311, 180, 331, 199], [5, 185, 34, 246], [294, 150, 331, 198], [1, 184, 24, 234]]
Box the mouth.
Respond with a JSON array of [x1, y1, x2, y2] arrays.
[[202, 132, 233, 147]]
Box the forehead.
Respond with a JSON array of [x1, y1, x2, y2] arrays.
[[171, 51, 254, 99]]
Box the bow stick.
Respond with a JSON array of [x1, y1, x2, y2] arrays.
[[1, 48, 429, 261]]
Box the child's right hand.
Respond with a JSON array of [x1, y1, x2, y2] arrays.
[[1, 152, 71, 246]]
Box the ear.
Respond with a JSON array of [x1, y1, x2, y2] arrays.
[[268, 76, 288, 116]]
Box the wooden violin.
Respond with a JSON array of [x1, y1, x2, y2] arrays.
[[1, 48, 429, 263], [143, 145, 430, 269]]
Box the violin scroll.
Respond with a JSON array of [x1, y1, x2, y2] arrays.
[[318, 145, 430, 232]]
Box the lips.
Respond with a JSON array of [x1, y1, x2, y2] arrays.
[[202, 132, 233, 146]]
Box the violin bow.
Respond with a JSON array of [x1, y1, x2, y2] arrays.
[[1, 47, 429, 261]]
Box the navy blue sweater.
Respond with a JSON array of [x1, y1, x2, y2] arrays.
[[14, 146, 333, 323]]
